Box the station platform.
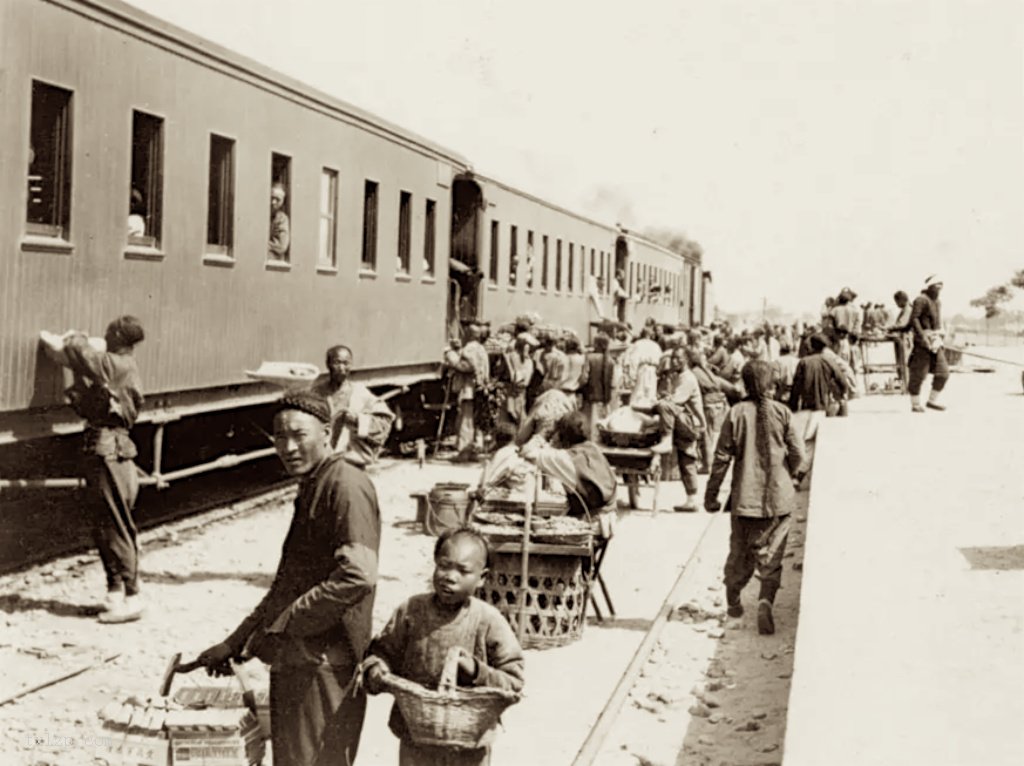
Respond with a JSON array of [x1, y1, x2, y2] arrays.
[[785, 369, 1024, 766]]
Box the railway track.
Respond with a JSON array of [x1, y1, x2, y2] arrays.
[[1, 455, 735, 766]]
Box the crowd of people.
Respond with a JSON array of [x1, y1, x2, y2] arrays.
[[33, 273, 951, 765]]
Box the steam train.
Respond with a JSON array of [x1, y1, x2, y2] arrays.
[[0, 0, 708, 502]]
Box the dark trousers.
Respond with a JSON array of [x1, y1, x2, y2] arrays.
[[724, 515, 788, 604], [269, 663, 366, 766], [399, 740, 490, 766], [675, 449, 698, 495], [700, 399, 729, 471], [84, 456, 140, 596], [907, 346, 949, 396]]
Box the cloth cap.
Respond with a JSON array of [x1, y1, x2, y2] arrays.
[[924, 274, 943, 288], [107, 315, 145, 348], [277, 391, 331, 423]]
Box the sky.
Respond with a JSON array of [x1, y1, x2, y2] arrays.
[[123, 0, 1024, 316]]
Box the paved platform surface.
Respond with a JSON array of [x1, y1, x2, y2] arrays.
[[785, 365, 1024, 766]]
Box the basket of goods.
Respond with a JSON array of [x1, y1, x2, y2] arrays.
[[472, 511, 596, 546], [380, 647, 520, 750], [597, 406, 660, 449]]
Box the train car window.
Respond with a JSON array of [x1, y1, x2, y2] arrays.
[[541, 235, 549, 290], [525, 231, 535, 289], [599, 251, 606, 293], [589, 248, 596, 279], [361, 180, 379, 270], [488, 220, 499, 285], [424, 199, 437, 278], [397, 190, 412, 274], [269, 153, 291, 262], [206, 134, 235, 255], [567, 243, 574, 293], [26, 81, 73, 240], [318, 168, 339, 269], [579, 243, 586, 291], [555, 239, 563, 292], [128, 110, 163, 249], [509, 225, 518, 287]]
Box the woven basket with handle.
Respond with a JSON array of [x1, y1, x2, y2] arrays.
[[381, 647, 520, 750]]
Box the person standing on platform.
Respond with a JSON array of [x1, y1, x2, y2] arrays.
[[687, 348, 731, 475], [705, 361, 804, 635], [539, 335, 570, 393], [908, 275, 950, 412], [198, 392, 380, 766], [652, 347, 706, 512], [562, 335, 587, 403], [310, 345, 394, 468], [888, 290, 914, 388], [444, 325, 491, 461], [788, 334, 847, 480], [41, 316, 147, 624], [580, 332, 616, 439]]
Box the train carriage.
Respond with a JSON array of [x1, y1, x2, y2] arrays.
[[0, 0, 703, 487]]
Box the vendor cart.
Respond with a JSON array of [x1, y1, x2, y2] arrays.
[[859, 336, 906, 395], [599, 446, 662, 513]]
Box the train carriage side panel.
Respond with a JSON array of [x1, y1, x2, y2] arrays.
[[2, 0, 462, 422], [472, 176, 618, 339]]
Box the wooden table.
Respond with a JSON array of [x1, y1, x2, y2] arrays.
[[599, 446, 662, 512]]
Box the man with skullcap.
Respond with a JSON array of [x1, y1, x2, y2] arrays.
[[198, 391, 381, 766], [40, 315, 147, 623], [310, 345, 394, 467], [907, 275, 950, 412]]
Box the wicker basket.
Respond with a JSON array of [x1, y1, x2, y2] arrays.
[[479, 552, 589, 650], [381, 648, 520, 750]]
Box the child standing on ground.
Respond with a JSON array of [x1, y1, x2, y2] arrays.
[[704, 361, 804, 635], [364, 528, 524, 765]]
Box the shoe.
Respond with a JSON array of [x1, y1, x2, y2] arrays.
[[911, 405, 926, 413], [757, 599, 775, 635], [650, 435, 673, 455], [926, 402, 945, 411], [99, 588, 124, 613], [727, 602, 744, 618], [98, 594, 144, 624], [674, 499, 698, 513]]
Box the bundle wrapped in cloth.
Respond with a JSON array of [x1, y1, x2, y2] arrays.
[[597, 405, 660, 448]]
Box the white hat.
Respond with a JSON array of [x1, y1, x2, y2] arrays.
[[924, 274, 944, 288]]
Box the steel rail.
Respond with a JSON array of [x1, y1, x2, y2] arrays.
[[571, 512, 723, 766]]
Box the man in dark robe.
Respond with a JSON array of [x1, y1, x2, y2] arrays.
[[908, 275, 950, 412], [199, 391, 381, 766]]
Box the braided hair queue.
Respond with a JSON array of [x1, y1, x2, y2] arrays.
[[741, 360, 777, 476]]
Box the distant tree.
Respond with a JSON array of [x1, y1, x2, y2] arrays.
[[970, 285, 1013, 319], [1011, 269, 1024, 290]]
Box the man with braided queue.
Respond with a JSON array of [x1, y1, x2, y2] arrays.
[[705, 361, 804, 635]]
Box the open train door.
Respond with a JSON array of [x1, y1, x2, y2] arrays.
[[447, 175, 484, 341], [614, 235, 630, 323]]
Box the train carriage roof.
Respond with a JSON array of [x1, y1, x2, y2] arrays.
[[63, 0, 472, 167]]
